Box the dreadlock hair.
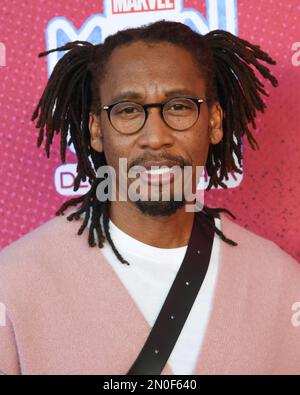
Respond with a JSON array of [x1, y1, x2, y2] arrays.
[[32, 20, 278, 266]]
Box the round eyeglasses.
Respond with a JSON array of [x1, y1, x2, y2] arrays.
[[99, 97, 206, 135]]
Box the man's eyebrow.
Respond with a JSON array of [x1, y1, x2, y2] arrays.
[[164, 89, 199, 98], [109, 89, 199, 103], [110, 91, 143, 103]]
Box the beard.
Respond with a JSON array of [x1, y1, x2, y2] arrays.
[[134, 198, 186, 217]]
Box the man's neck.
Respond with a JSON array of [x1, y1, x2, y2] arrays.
[[109, 201, 195, 248]]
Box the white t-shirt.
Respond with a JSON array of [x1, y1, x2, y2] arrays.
[[98, 215, 222, 375]]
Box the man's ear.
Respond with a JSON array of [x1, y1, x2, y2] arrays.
[[208, 102, 223, 145], [89, 112, 103, 152]]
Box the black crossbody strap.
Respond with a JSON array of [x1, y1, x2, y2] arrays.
[[127, 211, 215, 375]]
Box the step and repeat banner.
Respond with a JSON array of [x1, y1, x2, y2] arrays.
[[0, 0, 299, 261]]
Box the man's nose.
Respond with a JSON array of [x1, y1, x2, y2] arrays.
[[137, 108, 174, 150]]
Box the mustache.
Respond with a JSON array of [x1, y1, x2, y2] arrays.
[[128, 152, 190, 170]]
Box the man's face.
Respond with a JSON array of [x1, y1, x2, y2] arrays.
[[90, 41, 222, 216]]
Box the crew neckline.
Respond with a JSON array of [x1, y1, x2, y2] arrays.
[[104, 217, 188, 260]]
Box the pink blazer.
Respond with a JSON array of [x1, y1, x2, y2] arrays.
[[0, 211, 299, 374]]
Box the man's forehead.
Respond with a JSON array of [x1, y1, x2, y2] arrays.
[[100, 41, 206, 101], [103, 41, 202, 78]]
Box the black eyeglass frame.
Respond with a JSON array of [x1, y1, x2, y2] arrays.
[[99, 97, 206, 134]]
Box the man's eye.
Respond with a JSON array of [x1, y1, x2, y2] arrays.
[[115, 106, 142, 115], [170, 104, 186, 111], [169, 103, 192, 111], [118, 107, 136, 114]]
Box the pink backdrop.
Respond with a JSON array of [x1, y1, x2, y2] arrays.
[[0, 0, 299, 262]]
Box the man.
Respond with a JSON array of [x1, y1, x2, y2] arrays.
[[0, 20, 299, 375]]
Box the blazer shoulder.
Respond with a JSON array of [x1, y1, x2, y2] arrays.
[[0, 210, 92, 305], [0, 209, 87, 276], [219, 212, 300, 284]]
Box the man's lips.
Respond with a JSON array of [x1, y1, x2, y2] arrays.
[[130, 161, 183, 186]]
